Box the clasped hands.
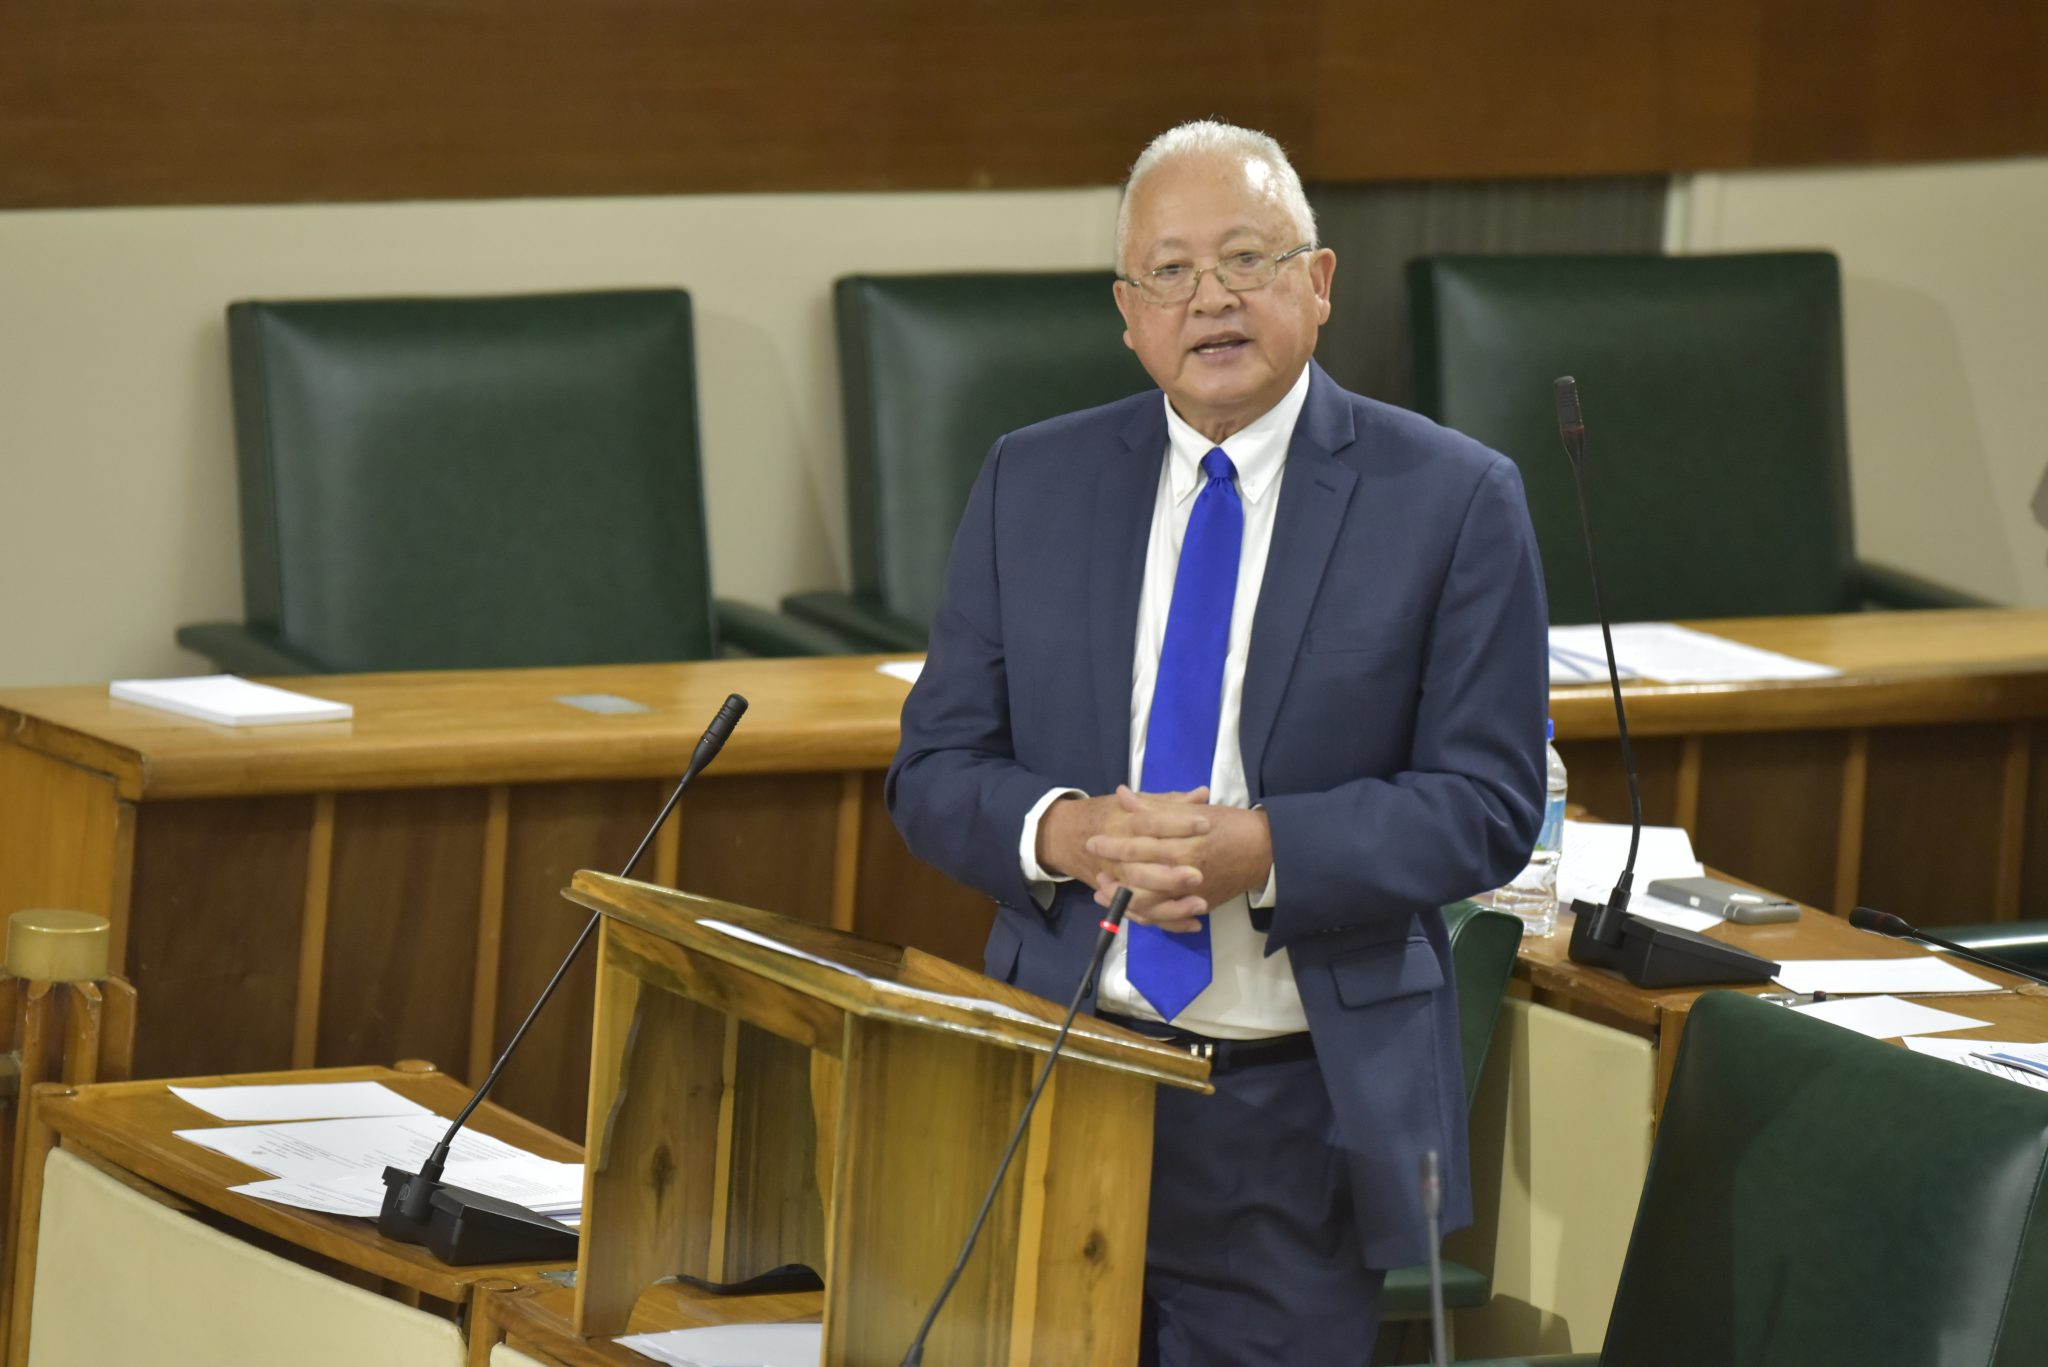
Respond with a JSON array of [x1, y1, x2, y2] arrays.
[[1035, 785, 1272, 932]]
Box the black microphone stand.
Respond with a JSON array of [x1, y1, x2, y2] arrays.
[[376, 693, 749, 1265], [1551, 376, 1778, 988]]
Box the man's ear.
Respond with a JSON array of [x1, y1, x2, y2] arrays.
[[1112, 279, 1138, 350], [1310, 248, 1337, 323]]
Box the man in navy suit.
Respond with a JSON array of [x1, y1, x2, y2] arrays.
[[887, 120, 1548, 1364]]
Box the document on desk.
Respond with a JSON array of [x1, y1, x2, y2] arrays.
[[875, 659, 924, 685], [1548, 623, 1837, 685], [1772, 957, 2002, 996], [1904, 1037, 2048, 1092], [175, 1112, 527, 1180], [232, 1154, 585, 1224], [168, 1081, 431, 1122], [1787, 994, 1989, 1040], [1558, 821, 1704, 910], [616, 1323, 822, 1367], [109, 674, 353, 726]]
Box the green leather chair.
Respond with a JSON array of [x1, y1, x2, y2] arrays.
[[179, 290, 848, 674], [780, 271, 1155, 650], [1407, 253, 1989, 625], [1381, 902, 1525, 1340], [1438, 989, 2048, 1366]]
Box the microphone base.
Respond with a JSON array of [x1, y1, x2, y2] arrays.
[[1566, 899, 1779, 989], [378, 1166, 579, 1266]]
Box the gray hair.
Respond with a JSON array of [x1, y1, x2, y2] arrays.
[[1113, 120, 1318, 272]]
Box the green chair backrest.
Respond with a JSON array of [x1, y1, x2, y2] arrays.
[[227, 290, 716, 671], [1408, 253, 1856, 624], [1441, 900, 1525, 1106], [834, 272, 1155, 631], [1600, 990, 2048, 1365]]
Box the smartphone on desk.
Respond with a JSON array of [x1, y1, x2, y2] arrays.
[[1646, 875, 1800, 925]]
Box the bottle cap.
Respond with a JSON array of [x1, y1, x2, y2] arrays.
[[1546, 718, 1554, 741]]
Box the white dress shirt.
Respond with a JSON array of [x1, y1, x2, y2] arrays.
[[1018, 363, 1312, 1038]]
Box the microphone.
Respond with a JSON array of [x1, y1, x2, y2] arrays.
[[376, 693, 750, 1264], [900, 886, 1134, 1366], [1850, 905, 2048, 987], [1420, 1150, 1448, 1367], [1551, 378, 1776, 988]]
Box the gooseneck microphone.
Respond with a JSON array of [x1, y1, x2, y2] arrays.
[[1553, 377, 1641, 937], [900, 886, 1134, 1367], [1552, 378, 1777, 988], [377, 693, 749, 1264], [1850, 905, 2048, 987]]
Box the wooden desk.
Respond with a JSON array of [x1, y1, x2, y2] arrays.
[[3, 610, 2047, 1138], [1517, 901, 2045, 1115], [7, 1061, 579, 1366]]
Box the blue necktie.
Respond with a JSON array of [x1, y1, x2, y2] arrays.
[[1127, 448, 1241, 1020]]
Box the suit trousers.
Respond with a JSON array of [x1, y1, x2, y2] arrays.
[[1138, 1048, 1386, 1366]]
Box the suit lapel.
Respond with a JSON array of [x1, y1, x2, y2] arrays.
[[1240, 364, 1359, 799], [1089, 399, 1168, 792]]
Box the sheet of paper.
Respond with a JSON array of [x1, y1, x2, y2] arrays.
[[1904, 1037, 2048, 1091], [109, 674, 353, 726], [1549, 623, 1837, 685], [1772, 957, 2002, 996], [1557, 821, 1704, 909], [174, 1113, 527, 1181], [875, 659, 923, 685], [1787, 994, 1989, 1040], [231, 1154, 585, 1222], [1547, 636, 1639, 686], [168, 1081, 431, 1122], [616, 1323, 822, 1367], [1621, 893, 1725, 935]]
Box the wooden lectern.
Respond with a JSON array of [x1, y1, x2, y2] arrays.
[[565, 871, 1210, 1365]]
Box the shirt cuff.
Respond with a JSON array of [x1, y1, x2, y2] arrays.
[[1019, 787, 1088, 908], [1250, 804, 1277, 908]]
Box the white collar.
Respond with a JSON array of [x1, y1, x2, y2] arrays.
[[1161, 363, 1312, 506]]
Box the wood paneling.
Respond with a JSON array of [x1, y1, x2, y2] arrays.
[[315, 786, 489, 1073], [494, 781, 657, 1137], [1859, 724, 2012, 926], [1552, 737, 1684, 831], [2, 2, 2043, 209], [1691, 731, 1848, 914], [126, 795, 311, 1077]]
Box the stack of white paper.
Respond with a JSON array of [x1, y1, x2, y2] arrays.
[[1558, 821, 1707, 919], [177, 1112, 583, 1227], [1905, 1037, 2048, 1092], [617, 1324, 823, 1367], [110, 675, 353, 726], [1548, 624, 1837, 685], [875, 659, 924, 685], [169, 1081, 430, 1122]]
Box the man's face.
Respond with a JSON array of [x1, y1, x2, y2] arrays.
[[1113, 154, 1336, 442]]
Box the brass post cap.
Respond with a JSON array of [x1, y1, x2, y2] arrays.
[[5, 909, 111, 983]]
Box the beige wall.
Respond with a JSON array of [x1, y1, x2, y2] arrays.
[[1669, 156, 2048, 607], [0, 189, 1120, 686]]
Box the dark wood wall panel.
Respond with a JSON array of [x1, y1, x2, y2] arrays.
[[127, 795, 310, 1078], [1860, 724, 2009, 926], [316, 786, 487, 1073], [4, 2, 2043, 209], [1691, 732, 1845, 913]]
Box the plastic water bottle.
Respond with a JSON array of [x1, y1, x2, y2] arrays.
[[1490, 720, 1567, 936]]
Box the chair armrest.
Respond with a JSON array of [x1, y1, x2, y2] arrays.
[[714, 600, 876, 657], [780, 590, 930, 652], [1855, 560, 1997, 610], [174, 622, 333, 675]]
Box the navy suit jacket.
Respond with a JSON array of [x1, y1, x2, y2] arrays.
[[886, 361, 1548, 1268]]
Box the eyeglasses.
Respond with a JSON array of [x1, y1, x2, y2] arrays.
[[1118, 243, 1315, 306]]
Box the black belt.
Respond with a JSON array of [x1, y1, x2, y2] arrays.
[[1098, 1012, 1316, 1073]]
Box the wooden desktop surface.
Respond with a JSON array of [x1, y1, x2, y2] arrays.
[[474, 1278, 820, 1367], [22, 1062, 578, 1306], [3, 608, 2047, 1137]]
